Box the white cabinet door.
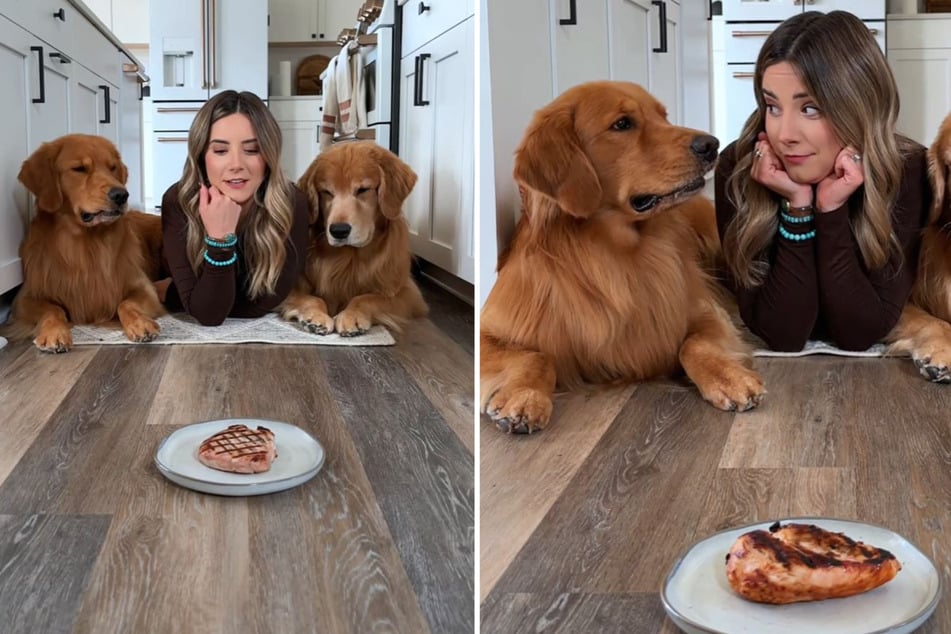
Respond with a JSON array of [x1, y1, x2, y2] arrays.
[[278, 120, 321, 182], [890, 48, 951, 147], [210, 0, 268, 98], [268, 0, 318, 43], [649, 0, 681, 124], [70, 63, 118, 142], [400, 18, 474, 283], [317, 0, 362, 43], [30, 45, 71, 146], [0, 17, 34, 294], [550, 0, 609, 96], [608, 0, 651, 88]]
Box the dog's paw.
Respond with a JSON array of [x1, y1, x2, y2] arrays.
[[283, 307, 334, 335], [913, 354, 951, 383], [483, 386, 553, 434], [123, 316, 160, 343], [34, 328, 72, 353], [694, 362, 766, 412], [334, 310, 371, 337]]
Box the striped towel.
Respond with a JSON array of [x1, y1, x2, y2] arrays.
[[319, 41, 367, 150]]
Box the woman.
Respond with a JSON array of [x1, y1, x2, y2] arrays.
[[716, 11, 932, 352], [160, 90, 309, 326]]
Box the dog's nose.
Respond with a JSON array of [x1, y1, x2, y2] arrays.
[[329, 223, 351, 240], [108, 187, 129, 206], [690, 134, 720, 163]]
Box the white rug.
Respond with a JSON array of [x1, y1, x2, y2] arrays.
[[752, 339, 891, 358], [70, 313, 395, 346]]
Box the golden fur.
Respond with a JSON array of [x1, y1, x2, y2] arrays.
[[480, 81, 765, 433], [280, 141, 427, 335], [889, 112, 951, 381], [9, 134, 163, 352]]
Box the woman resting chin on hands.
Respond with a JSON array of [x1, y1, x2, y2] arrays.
[[715, 10, 932, 353]]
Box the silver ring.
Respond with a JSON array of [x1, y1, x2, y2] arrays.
[[754, 148, 763, 159], [851, 152, 862, 162]]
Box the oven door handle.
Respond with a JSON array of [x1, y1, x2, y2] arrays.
[[414, 53, 430, 106]]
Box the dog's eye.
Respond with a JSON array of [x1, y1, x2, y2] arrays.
[[356, 187, 370, 196], [72, 165, 88, 173], [319, 189, 333, 198], [612, 117, 633, 131]]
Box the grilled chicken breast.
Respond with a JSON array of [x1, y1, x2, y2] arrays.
[[725, 522, 901, 604], [198, 424, 277, 474]]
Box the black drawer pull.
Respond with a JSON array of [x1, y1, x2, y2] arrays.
[[652, 1, 668, 53], [49, 52, 71, 64], [413, 53, 430, 106], [419, 2, 430, 14], [53, 8, 66, 21]]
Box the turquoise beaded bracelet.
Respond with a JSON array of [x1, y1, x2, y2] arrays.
[[205, 233, 237, 248], [203, 249, 237, 267], [778, 225, 816, 242], [780, 211, 814, 224]]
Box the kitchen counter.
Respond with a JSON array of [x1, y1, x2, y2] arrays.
[[65, 0, 148, 81]]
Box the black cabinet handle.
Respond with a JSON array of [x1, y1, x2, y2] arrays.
[[53, 8, 66, 21], [560, 0, 577, 25], [31, 46, 45, 104], [49, 51, 71, 64], [418, 2, 430, 14], [99, 85, 111, 124], [652, 1, 668, 53], [413, 53, 430, 106]]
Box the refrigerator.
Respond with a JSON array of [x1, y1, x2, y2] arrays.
[[148, 0, 268, 207]]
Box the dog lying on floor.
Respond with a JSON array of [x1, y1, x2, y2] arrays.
[[480, 81, 765, 434], [280, 141, 428, 336], [8, 134, 163, 352]]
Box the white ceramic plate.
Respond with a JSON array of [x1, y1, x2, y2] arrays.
[[662, 518, 941, 634], [155, 418, 325, 496]]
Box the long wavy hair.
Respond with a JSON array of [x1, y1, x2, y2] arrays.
[[723, 11, 911, 287], [177, 90, 294, 299]]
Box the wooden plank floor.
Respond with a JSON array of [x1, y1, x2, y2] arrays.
[[481, 356, 951, 633], [0, 280, 474, 634]]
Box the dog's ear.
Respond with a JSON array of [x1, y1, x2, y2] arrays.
[[297, 159, 323, 225], [929, 118, 951, 225], [18, 140, 63, 212], [513, 105, 602, 218], [375, 147, 417, 219]]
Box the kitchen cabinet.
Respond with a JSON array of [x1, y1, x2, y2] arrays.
[[269, 96, 323, 182], [268, 0, 364, 43], [0, 7, 141, 296], [399, 15, 474, 284], [887, 15, 951, 147]]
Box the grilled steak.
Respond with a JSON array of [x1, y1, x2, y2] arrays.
[[725, 521, 901, 604], [198, 424, 277, 474]]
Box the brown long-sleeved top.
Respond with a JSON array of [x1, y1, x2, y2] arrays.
[[161, 182, 310, 326], [715, 138, 931, 352]]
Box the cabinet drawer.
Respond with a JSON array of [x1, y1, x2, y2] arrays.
[[400, 0, 472, 57], [726, 20, 884, 64], [888, 17, 951, 50], [724, 24, 778, 64], [268, 97, 323, 122], [152, 103, 203, 131]]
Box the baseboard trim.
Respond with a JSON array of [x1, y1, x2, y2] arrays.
[[415, 260, 474, 306]]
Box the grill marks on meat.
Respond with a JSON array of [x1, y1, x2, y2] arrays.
[[725, 522, 902, 604], [198, 424, 277, 474]]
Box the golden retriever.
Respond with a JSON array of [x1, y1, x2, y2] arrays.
[[480, 81, 765, 434], [888, 112, 951, 380], [9, 134, 163, 352], [280, 141, 428, 335]]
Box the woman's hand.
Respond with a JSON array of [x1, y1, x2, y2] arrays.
[[750, 133, 813, 207], [198, 184, 241, 239], [816, 147, 864, 213]]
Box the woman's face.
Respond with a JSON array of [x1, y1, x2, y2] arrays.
[[761, 62, 843, 185], [203, 113, 266, 207]]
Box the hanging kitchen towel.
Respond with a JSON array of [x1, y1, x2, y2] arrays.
[[320, 58, 339, 150], [348, 40, 367, 131], [335, 41, 356, 135]]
